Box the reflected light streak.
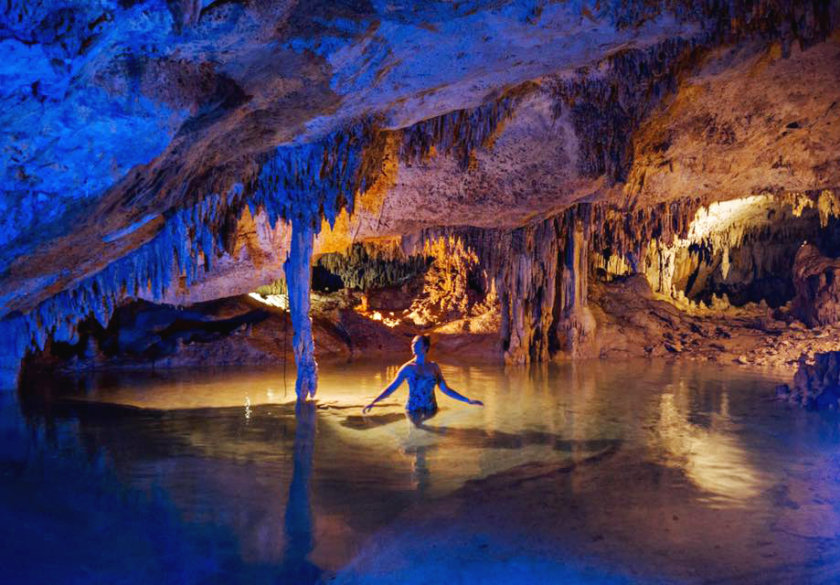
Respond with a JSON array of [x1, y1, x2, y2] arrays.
[[655, 392, 768, 506]]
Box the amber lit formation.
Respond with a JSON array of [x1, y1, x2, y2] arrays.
[[4, 4, 840, 585], [2, 2, 840, 396]]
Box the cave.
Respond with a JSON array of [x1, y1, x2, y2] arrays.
[[3, 1, 840, 583]]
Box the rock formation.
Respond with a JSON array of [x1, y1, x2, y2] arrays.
[[777, 351, 840, 410], [793, 243, 840, 327], [2, 1, 840, 393]]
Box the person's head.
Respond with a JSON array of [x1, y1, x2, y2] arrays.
[[411, 335, 431, 358]]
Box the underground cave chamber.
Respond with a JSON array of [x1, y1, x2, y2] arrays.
[[3, 1, 840, 583]]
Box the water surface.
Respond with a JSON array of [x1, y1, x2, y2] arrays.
[[3, 360, 840, 583]]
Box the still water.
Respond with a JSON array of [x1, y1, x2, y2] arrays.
[[3, 360, 840, 584]]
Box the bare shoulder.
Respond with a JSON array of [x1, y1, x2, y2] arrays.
[[398, 361, 417, 376]]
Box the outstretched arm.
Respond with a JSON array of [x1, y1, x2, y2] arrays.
[[435, 365, 483, 406], [362, 365, 408, 413]]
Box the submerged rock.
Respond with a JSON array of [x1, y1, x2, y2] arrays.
[[781, 351, 840, 410]]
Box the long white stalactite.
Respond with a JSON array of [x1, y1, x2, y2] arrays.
[[284, 216, 318, 401], [0, 123, 374, 392]]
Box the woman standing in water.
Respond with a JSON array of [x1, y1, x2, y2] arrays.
[[362, 335, 483, 414]]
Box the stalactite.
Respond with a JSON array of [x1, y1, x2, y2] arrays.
[[0, 122, 385, 390], [402, 189, 840, 362], [315, 241, 429, 291], [399, 83, 536, 169], [284, 216, 318, 401], [494, 219, 562, 364], [549, 37, 702, 182], [0, 315, 27, 389]]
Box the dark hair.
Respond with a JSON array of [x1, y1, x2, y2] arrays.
[[412, 335, 431, 351]]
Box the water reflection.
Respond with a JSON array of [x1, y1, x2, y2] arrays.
[[653, 382, 769, 506], [403, 410, 620, 454], [279, 400, 320, 582], [7, 360, 840, 584]]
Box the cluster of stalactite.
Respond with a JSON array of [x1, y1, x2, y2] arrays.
[[0, 122, 386, 388], [399, 83, 536, 170], [590, 198, 704, 270], [595, 191, 840, 308], [315, 241, 430, 292], [395, 36, 703, 184], [605, 0, 839, 50], [395, 190, 840, 363], [409, 209, 594, 364], [553, 1, 840, 184], [394, 13, 815, 193], [708, 0, 840, 55], [663, 219, 834, 307], [250, 121, 387, 229], [400, 235, 491, 327], [8, 180, 837, 387], [549, 37, 702, 182]]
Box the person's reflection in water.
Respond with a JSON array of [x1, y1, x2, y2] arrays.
[[405, 409, 438, 496], [278, 400, 321, 583]]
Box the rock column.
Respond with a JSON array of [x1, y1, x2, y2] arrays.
[[557, 219, 596, 355], [498, 220, 561, 364], [284, 216, 318, 401]]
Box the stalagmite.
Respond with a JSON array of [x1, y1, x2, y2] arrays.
[[284, 216, 318, 401]]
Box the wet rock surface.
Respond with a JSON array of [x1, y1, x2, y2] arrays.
[[793, 243, 840, 327], [591, 274, 840, 368], [22, 293, 391, 372], [777, 351, 840, 409]]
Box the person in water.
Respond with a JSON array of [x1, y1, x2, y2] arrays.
[[362, 335, 483, 414]]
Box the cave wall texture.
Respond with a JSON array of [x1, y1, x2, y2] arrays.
[[2, 0, 840, 388]]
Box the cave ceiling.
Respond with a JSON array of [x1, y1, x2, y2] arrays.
[[1, 0, 839, 319]]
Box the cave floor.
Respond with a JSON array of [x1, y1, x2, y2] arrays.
[[3, 359, 840, 584]]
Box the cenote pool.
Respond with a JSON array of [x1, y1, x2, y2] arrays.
[[3, 360, 840, 584]]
